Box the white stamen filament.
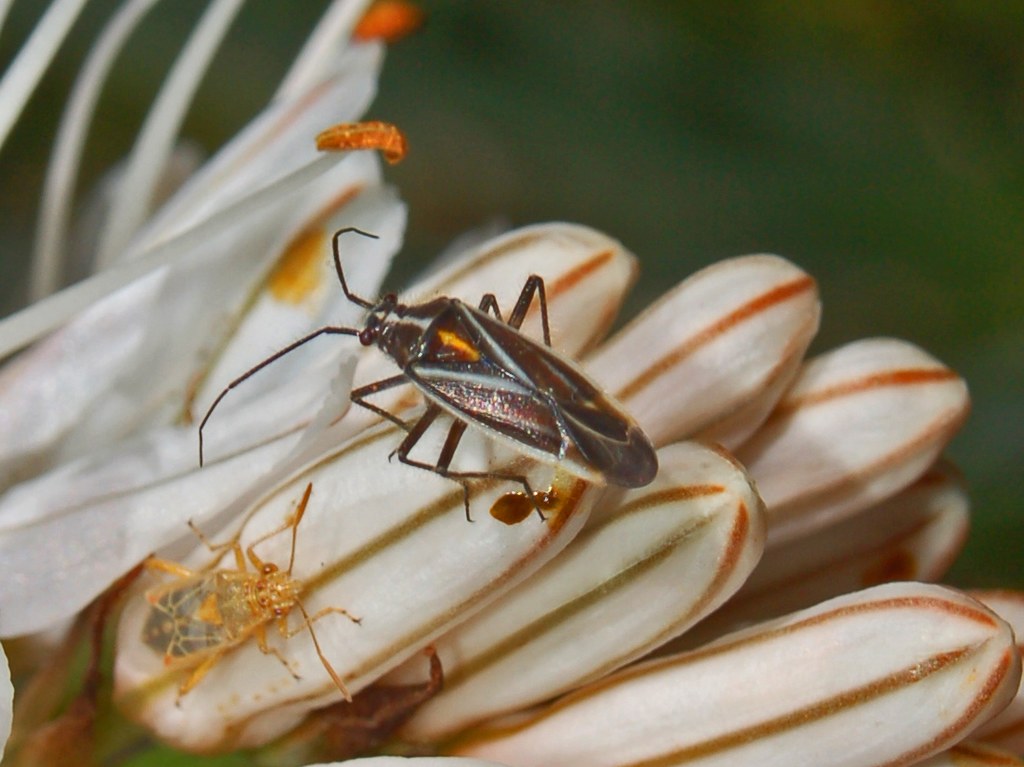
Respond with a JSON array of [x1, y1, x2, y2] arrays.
[[31, 0, 164, 300], [0, 0, 90, 152], [94, 0, 246, 268]]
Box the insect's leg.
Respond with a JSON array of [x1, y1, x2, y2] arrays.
[[284, 606, 364, 634], [506, 275, 551, 346], [436, 420, 472, 520], [388, 404, 441, 461], [176, 649, 227, 698], [389, 407, 474, 519], [199, 325, 359, 465], [430, 464, 544, 520], [143, 557, 195, 580], [350, 374, 413, 430], [183, 520, 246, 572], [393, 411, 543, 520], [477, 293, 504, 321], [243, 482, 312, 573], [253, 624, 300, 680], [142, 559, 199, 608], [186, 520, 226, 552], [289, 601, 354, 701]]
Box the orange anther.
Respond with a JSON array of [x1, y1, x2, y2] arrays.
[[353, 0, 424, 44], [315, 121, 407, 164]]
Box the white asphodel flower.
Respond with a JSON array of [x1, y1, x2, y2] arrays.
[[0, 2, 1022, 766]]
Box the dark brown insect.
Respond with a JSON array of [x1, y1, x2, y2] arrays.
[[199, 228, 658, 518]]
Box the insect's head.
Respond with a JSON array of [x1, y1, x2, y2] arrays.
[[359, 293, 400, 346], [252, 571, 300, 616]]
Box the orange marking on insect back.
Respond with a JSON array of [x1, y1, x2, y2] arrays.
[[437, 329, 481, 362], [268, 228, 328, 304], [316, 121, 407, 164], [353, 0, 424, 43], [197, 593, 223, 625]]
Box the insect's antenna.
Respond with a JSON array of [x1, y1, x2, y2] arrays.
[[331, 227, 380, 309], [198, 325, 359, 465], [297, 600, 352, 701], [287, 483, 313, 575]]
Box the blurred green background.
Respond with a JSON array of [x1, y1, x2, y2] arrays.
[[1, 1, 1021, 587]]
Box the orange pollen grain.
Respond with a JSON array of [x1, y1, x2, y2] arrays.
[[268, 228, 327, 304], [353, 0, 424, 43], [316, 121, 407, 164]]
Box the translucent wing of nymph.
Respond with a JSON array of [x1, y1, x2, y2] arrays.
[[405, 301, 658, 487], [143, 574, 240, 661]]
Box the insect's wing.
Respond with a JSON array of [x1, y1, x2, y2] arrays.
[[484, 322, 658, 488], [411, 303, 658, 487], [407, 304, 567, 457], [548, 385, 659, 488], [142, 575, 232, 662]]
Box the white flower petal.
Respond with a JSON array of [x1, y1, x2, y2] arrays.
[[0, 347, 362, 636], [671, 460, 969, 652], [452, 583, 1020, 767], [972, 591, 1024, 753], [114, 424, 598, 751], [0, 173, 380, 487], [307, 759, 510, 767], [392, 440, 765, 742], [0, 426, 289, 636], [0, 641, 10, 761], [913, 741, 1024, 766], [698, 347, 804, 449], [736, 338, 970, 544], [587, 254, 819, 446], [277, 0, 375, 99], [0, 162, 388, 487], [141, 44, 382, 246]]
